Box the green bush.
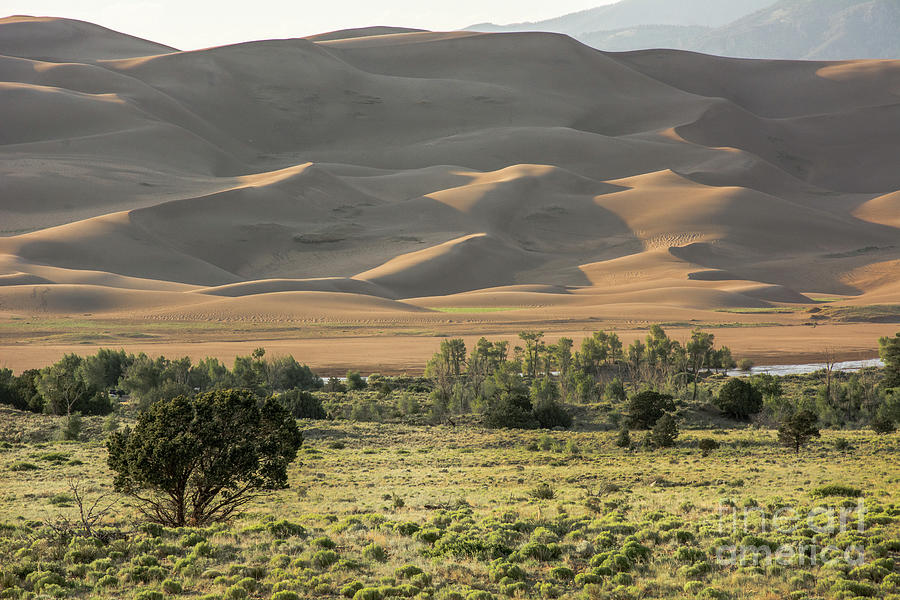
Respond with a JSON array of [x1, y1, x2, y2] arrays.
[[626, 390, 674, 429], [519, 542, 561, 561], [698, 438, 719, 456], [529, 483, 555, 500], [394, 521, 420, 536], [224, 585, 249, 600], [277, 389, 326, 420], [677, 547, 706, 563], [715, 379, 763, 420], [266, 519, 305, 537], [811, 484, 862, 498], [683, 581, 704, 595], [699, 588, 730, 600], [312, 536, 336, 549], [831, 579, 878, 597], [180, 532, 206, 547], [650, 414, 679, 448], [414, 528, 443, 544], [549, 566, 574, 581], [271, 592, 301, 600], [352, 588, 383, 600], [395, 565, 424, 579], [341, 582, 364, 598], [363, 543, 387, 562], [312, 550, 339, 568], [532, 399, 572, 430], [490, 563, 526, 582]]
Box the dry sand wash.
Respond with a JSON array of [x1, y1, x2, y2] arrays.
[[0, 17, 898, 366]]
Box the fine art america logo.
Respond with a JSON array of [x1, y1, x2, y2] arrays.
[[715, 500, 867, 567]]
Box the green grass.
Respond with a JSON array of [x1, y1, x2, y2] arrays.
[[822, 304, 900, 323], [431, 307, 521, 314], [715, 307, 804, 314], [0, 402, 898, 600]]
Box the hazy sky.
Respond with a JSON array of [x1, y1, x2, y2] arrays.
[[2, 0, 618, 49]]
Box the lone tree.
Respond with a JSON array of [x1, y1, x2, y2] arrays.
[[650, 413, 679, 448], [777, 409, 821, 454], [107, 389, 302, 526], [715, 378, 763, 420]]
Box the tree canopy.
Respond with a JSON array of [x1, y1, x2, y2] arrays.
[[626, 390, 675, 429], [777, 409, 821, 454], [107, 389, 303, 527], [880, 332, 900, 388], [715, 378, 763, 420]]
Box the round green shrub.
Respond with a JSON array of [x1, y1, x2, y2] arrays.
[[224, 585, 249, 600], [363, 544, 387, 562], [415, 528, 443, 544], [341, 581, 364, 598], [312, 550, 339, 568], [180, 532, 206, 547], [700, 587, 730, 600], [549, 566, 574, 581], [352, 587, 383, 600], [395, 565, 424, 579], [683, 581, 704, 595]]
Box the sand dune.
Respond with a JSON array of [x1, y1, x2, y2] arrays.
[[0, 17, 897, 340], [0, 16, 175, 62], [195, 278, 396, 299], [853, 191, 900, 228]]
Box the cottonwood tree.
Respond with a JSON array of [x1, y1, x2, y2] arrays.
[[519, 331, 546, 379], [552, 337, 575, 401], [687, 329, 715, 402], [36, 354, 112, 430], [880, 332, 900, 388], [425, 338, 467, 400], [107, 389, 302, 527]]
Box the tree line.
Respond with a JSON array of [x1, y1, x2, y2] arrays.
[[2, 327, 899, 442], [0, 347, 324, 435]]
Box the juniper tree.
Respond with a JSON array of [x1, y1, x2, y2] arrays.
[[107, 389, 302, 527]]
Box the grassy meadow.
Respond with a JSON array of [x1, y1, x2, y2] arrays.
[[1, 404, 899, 600]]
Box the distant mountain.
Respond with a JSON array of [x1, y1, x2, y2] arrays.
[[469, 0, 776, 36], [580, 25, 709, 52], [694, 0, 900, 59], [470, 0, 900, 60]]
